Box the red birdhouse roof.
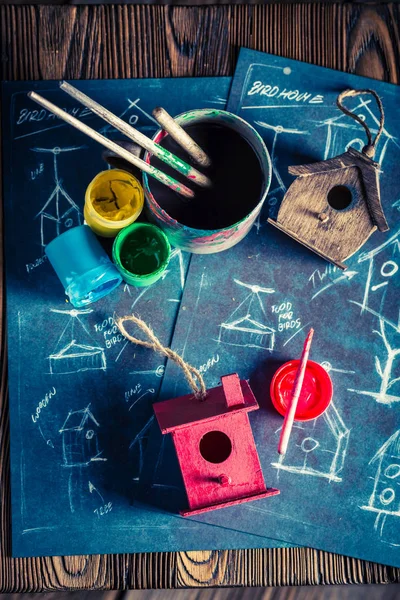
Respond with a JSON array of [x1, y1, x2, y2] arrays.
[[154, 374, 259, 434]]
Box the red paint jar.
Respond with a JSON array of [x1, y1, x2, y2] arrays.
[[270, 360, 333, 421]]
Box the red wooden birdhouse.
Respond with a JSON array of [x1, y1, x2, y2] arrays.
[[153, 373, 279, 516]]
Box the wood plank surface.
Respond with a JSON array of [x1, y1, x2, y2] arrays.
[[0, 3, 400, 592]]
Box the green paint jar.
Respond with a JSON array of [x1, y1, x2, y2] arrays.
[[112, 222, 171, 287]]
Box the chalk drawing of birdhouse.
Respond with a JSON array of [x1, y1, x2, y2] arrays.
[[361, 430, 400, 546], [32, 146, 84, 247], [357, 229, 400, 323], [218, 280, 275, 351], [272, 402, 350, 482], [268, 147, 389, 270], [153, 373, 279, 515], [48, 308, 106, 375], [59, 404, 106, 467]]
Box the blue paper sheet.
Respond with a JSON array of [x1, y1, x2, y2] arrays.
[[145, 50, 400, 568], [2, 77, 287, 557]]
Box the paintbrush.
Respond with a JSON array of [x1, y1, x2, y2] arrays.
[[59, 82, 211, 189], [278, 328, 314, 456], [28, 91, 194, 199], [152, 107, 212, 168]]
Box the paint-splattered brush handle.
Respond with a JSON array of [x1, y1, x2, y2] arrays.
[[152, 107, 212, 168], [28, 92, 194, 200], [60, 82, 210, 189], [278, 328, 314, 456]]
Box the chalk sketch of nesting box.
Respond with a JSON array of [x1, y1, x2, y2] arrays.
[[361, 429, 400, 546], [362, 429, 400, 518], [153, 373, 279, 516], [268, 89, 390, 270]]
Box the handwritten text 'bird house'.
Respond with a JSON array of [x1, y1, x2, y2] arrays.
[[153, 373, 279, 516]]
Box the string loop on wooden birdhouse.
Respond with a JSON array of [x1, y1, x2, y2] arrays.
[[336, 89, 385, 159], [117, 314, 207, 399]]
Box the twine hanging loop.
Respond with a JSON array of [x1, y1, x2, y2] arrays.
[[117, 314, 207, 399], [336, 89, 385, 159]]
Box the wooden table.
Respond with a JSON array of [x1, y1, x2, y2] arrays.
[[1, 3, 400, 592]]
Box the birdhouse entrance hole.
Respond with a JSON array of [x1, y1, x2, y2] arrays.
[[327, 185, 353, 210], [199, 431, 232, 464]]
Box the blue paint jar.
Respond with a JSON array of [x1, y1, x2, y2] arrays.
[[45, 225, 122, 307]]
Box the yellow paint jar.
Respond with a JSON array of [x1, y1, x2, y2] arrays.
[[84, 169, 144, 237]]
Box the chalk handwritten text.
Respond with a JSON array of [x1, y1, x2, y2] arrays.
[[272, 301, 301, 332], [247, 81, 324, 104], [94, 502, 113, 518], [94, 316, 124, 349], [32, 387, 56, 423], [17, 106, 92, 126], [26, 254, 48, 274], [198, 354, 220, 375], [31, 163, 44, 180]]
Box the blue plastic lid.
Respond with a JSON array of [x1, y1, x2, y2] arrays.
[[45, 225, 122, 307]]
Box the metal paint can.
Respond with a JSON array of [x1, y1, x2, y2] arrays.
[[142, 109, 272, 254]]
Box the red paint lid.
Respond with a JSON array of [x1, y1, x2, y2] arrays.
[[270, 360, 333, 421]]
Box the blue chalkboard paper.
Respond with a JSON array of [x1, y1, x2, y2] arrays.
[[2, 77, 288, 557], [146, 51, 400, 568]]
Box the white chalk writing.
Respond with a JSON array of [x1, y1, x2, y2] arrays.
[[30, 163, 44, 180], [272, 301, 301, 332], [94, 502, 113, 518], [124, 384, 155, 411], [125, 384, 142, 401], [247, 81, 324, 104], [198, 354, 220, 375], [94, 316, 124, 349], [26, 254, 48, 274], [17, 106, 92, 126], [309, 264, 338, 288], [32, 387, 56, 423]]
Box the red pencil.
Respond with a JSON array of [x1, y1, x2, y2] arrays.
[[278, 328, 314, 455]]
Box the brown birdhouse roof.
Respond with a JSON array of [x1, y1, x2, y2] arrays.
[[288, 147, 389, 232], [154, 377, 258, 434]]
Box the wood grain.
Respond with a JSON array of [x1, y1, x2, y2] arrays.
[[272, 149, 386, 268], [1, 3, 400, 591]]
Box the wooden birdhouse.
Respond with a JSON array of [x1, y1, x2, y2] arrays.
[[268, 89, 390, 270], [268, 147, 389, 270], [153, 373, 279, 516]]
